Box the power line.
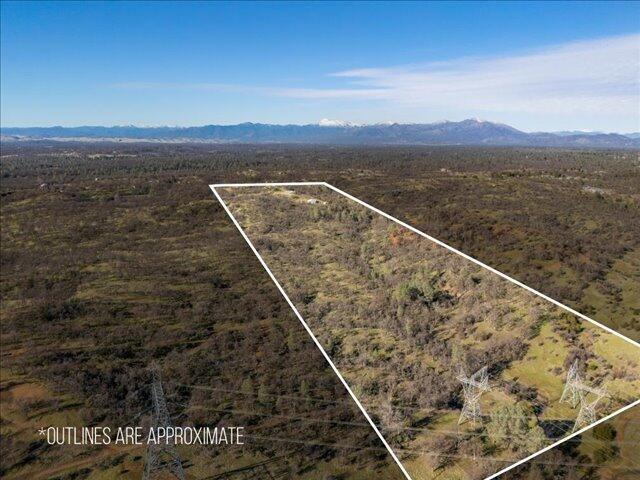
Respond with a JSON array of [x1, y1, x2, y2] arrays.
[[142, 364, 185, 480], [457, 366, 490, 425]]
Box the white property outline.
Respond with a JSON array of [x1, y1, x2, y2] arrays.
[[210, 181, 640, 480]]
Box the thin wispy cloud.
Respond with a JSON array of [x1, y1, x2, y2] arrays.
[[281, 34, 640, 116], [110, 82, 269, 94], [111, 82, 387, 99], [112, 34, 639, 120]]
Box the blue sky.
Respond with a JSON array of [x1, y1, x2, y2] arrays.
[[1, 1, 639, 131]]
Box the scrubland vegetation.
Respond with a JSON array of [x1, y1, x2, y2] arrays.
[[219, 185, 639, 479], [1, 142, 638, 479]]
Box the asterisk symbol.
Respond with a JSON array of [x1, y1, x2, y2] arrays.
[[38, 428, 46, 435]]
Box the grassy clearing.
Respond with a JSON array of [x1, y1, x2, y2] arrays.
[[504, 323, 567, 400]]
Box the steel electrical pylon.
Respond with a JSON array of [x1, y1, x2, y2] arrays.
[[457, 366, 490, 425], [560, 361, 607, 432], [142, 364, 185, 480], [573, 384, 606, 432], [560, 359, 581, 407]]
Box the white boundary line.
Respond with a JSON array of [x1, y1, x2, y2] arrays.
[[486, 398, 640, 479], [210, 181, 640, 479], [212, 181, 639, 350], [209, 184, 413, 480]]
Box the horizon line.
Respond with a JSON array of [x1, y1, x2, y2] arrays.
[[1, 119, 637, 135]]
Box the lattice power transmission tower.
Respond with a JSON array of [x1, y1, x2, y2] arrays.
[[573, 384, 606, 432], [560, 360, 581, 407], [560, 361, 607, 432], [457, 366, 490, 425], [142, 364, 185, 480]]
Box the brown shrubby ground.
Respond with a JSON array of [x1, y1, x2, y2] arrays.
[[218, 184, 639, 479], [1, 143, 638, 479]]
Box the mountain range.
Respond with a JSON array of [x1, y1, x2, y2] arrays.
[[2, 119, 638, 148]]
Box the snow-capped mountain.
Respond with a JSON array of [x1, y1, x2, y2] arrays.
[[2, 119, 638, 148]]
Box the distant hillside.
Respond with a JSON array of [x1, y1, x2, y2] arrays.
[[2, 119, 638, 148]]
